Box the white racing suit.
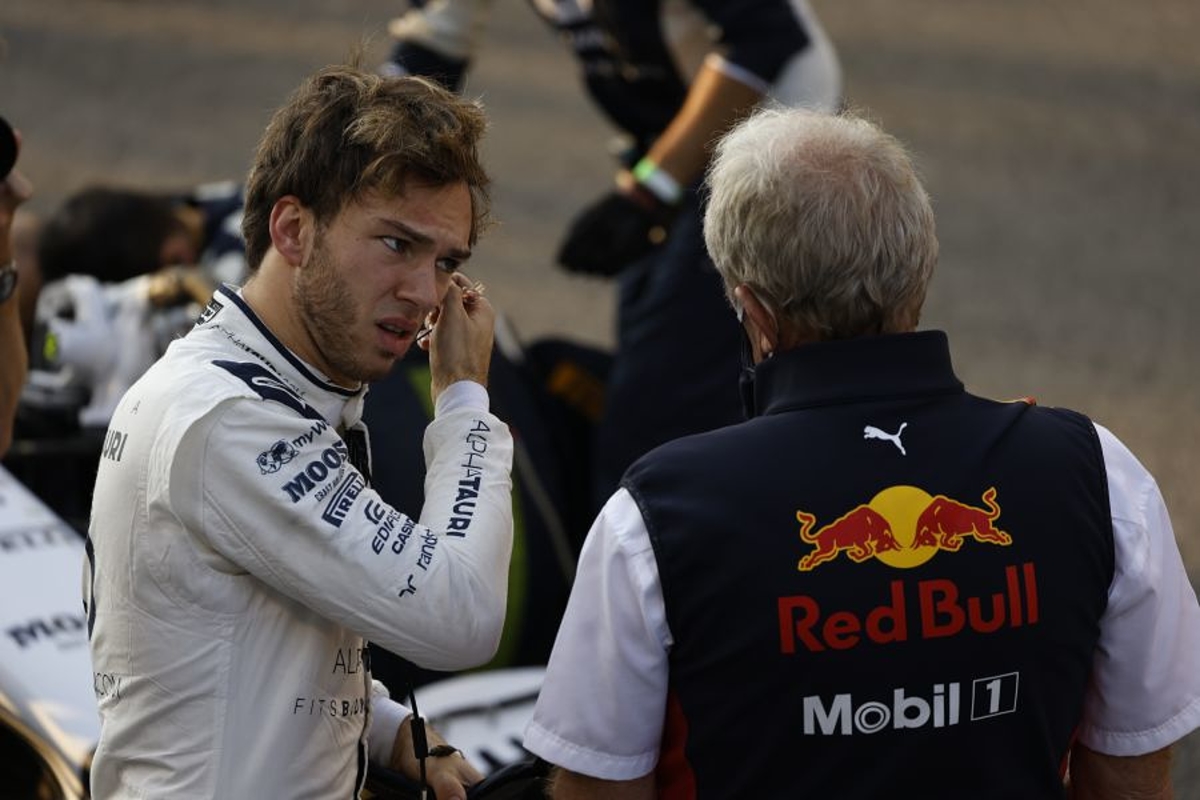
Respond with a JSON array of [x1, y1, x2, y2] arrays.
[[84, 284, 514, 798]]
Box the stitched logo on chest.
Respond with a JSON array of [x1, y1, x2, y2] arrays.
[[863, 422, 907, 455]]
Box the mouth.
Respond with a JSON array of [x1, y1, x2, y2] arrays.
[[376, 319, 418, 355]]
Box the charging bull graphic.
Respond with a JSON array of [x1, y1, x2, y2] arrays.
[[796, 506, 899, 570], [797, 486, 1012, 571], [912, 488, 1010, 552]]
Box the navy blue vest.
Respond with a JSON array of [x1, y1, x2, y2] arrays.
[[622, 332, 1113, 799]]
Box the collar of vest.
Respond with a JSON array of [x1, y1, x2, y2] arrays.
[[750, 330, 963, 416]]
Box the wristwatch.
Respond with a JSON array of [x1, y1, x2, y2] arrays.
[[0, 260, 17, 304]]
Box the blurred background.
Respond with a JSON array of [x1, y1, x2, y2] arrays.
[[2, 0, 1197, 791]]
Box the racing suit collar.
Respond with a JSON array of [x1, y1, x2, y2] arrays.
[[201, 284, 368, 428]]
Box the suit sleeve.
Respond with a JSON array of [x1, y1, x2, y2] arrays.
[[168, 393, 514, 671], [369, 680, 413, 766], [691, 0, 812, 88]]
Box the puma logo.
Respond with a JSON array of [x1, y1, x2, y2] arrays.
[[864, 423, 908, 455]]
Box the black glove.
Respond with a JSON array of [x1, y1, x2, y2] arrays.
[[556, 187, 677, 277], [383, 40, 468, 93]]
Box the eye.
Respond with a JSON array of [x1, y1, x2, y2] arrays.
[[379, 236, 410, 256], [435, 257, 461, 275]]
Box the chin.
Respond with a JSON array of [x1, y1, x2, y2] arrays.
[[361, 357, 402, 384]]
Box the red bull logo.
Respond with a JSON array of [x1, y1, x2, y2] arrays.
[[778, 563, 1039, 652], [781, 487, 1032, 653], [796, 486, 1012, 571]]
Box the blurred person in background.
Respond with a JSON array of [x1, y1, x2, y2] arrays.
[[5, 182, 234, 527], [383, 0, 843, 515], [523, 106, 1200, 799], [36, 181, 246, 289], [16, 182, 239, 435]]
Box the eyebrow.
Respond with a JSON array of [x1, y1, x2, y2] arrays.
[[380, 218, 472, 262]]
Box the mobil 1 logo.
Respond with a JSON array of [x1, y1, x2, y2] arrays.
[[802, 670, 1022, 736]]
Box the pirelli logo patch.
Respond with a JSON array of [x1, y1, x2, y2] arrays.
[[322, 473, 365, 528]]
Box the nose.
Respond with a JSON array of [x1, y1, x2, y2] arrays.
[[400, 258, 449, 315]]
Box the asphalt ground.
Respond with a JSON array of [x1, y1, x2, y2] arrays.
[[2, 0, 1198, 791]]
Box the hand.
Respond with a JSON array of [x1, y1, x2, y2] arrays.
[[422, 272, 495, 400], [422, 747, 482, 800], [390, 715, 484, 800], [556, 188, 675, 277], [146, 265, 215, 308]]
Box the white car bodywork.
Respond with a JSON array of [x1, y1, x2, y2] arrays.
[[0, 465, 99, 799]]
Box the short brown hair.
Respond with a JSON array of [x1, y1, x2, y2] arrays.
[[242, 64, 491, 271]]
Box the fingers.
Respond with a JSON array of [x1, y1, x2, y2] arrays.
[[415, 306, 439, 351], [457, 754, 485, 785], [426, 753, 485, 800], [446, 273, 487, 319], [459, 277, 486, 308], [1, 167, 33, 207], [416, 274, 488, 349], [426, 273, 495, 397]]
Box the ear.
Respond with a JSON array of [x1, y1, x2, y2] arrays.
[[268, 196, 312, 268], [733, 284, 779, 362]]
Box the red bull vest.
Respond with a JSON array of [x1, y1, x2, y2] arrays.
[[622, 331, 1113, 800]]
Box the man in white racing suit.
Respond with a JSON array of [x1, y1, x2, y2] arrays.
[[84, 65, 512, 799]]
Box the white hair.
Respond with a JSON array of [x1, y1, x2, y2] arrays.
[[703, 106, 938, 338]]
